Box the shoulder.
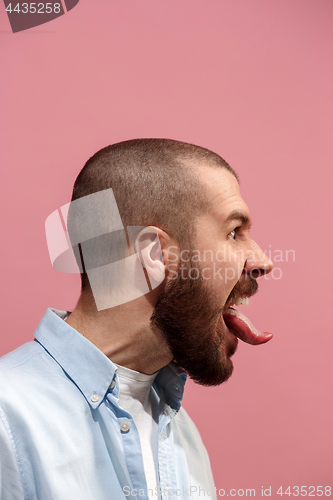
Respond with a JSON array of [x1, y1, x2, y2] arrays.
[[0, 340, 63, 410], [172, 406, 217, 492], [0, 340, 43, 371], [175, 406, 200, 431], [173, 406, 207, 451], [0, 340, 43, 373]]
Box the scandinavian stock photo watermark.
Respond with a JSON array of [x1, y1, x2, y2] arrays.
[[166, 246, 294, 282], [45, 188, 295, 311], [123, 485, 332, 498]]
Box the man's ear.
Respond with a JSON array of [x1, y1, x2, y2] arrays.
[[134, 227, 165, 283]]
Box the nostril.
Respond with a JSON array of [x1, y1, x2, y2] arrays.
[[249, 268, 266, 279]]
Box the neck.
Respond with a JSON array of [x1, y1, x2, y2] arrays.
[[65, 291, 173, 375]]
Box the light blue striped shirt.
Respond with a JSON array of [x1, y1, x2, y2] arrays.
[[0, 308, 216, 500]]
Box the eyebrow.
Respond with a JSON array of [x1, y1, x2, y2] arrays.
[[224, 210, 252, 228]]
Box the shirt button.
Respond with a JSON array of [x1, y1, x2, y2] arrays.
[[91, 394, 99, 403], [120, 422, 130, 433], [109, 379, 116, 389]]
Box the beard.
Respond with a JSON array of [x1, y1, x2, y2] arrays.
[[150, 258, 258, 386]]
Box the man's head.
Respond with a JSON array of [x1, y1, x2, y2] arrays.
[[69, 138, 237, 292], [68, 138, 273, 386]]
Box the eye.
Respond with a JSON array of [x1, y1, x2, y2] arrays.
[[228, 227, 240, 240]]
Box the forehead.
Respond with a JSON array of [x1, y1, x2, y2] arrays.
[[195, 166, 250, 221]]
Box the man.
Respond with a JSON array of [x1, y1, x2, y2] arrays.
[[0, 139, 273, 500]]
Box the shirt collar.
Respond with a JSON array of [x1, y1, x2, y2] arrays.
[[34, 308, 187, 410], [154, 362, 187, 413], [34, 308, 116, 409]]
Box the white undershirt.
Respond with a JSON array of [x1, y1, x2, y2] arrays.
[[115, 364, 159, 493]]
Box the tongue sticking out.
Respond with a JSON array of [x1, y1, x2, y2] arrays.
[[223, 307, 273, 345]]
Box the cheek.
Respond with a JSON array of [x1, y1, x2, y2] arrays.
[[222, 261, 242, 295], [193, 244, 245, 290], [200, 259, 242, 299], [227, 245, 247, 275]]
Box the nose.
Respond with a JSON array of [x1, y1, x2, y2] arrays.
[[244, 240, 273, 279]]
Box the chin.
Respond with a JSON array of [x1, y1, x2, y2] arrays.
[[185, 354, 235, 387]]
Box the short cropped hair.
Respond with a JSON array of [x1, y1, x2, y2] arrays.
[[68, 138, 237, 292]]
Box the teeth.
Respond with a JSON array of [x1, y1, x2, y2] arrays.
[[235, 296, 249, 306]]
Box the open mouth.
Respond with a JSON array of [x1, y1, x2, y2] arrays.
[[222, 296, 273, 345]]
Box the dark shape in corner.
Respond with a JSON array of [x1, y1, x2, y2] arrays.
[[3, 0, 80, 33], [64, 0, 80, 12]]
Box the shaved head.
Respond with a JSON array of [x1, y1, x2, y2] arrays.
[[68, 138, 238, 292]]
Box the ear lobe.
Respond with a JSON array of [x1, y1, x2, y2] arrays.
[[134, 228, 165, 284]]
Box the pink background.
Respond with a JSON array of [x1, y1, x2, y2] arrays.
[[1, 0, 332, 495]]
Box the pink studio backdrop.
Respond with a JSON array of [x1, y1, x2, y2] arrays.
[[1, 0, 332, 495]]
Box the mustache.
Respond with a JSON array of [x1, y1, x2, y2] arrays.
[[224, 273, 258, 310]]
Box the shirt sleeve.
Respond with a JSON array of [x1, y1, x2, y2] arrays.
[[0, 408, 25, 500]]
